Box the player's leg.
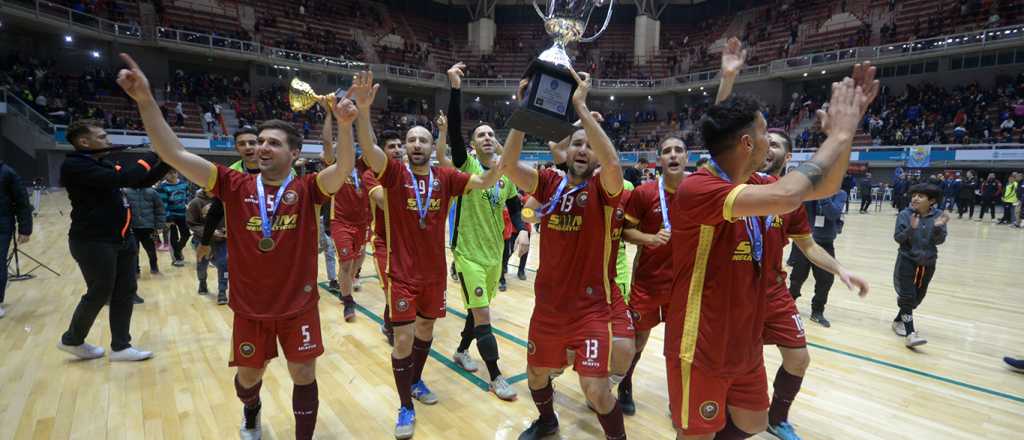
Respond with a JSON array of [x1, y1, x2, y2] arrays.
[[453, 264, 480, 372], [521, 318, 568, 439], [719, 362, 770, 440], [287, 360, 318, 440], [893, 257, 926, 346], [618, 328, 650, 415], [231, 316, 275, 439], [337, 259, 358, 320], [333, 223, 360, 321], [410, 314, 439, 404], [279, 307, 325, 440], [352, 249, 366, 291], [767, 347, 810, 440], [573, 324, 625, 439], [321, 230, 338, 288]]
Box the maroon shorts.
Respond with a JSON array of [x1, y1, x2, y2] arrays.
[[387, 277, 446, 322], [528, 312, 612, 377], [372, 240, 388, 290], [762, 285, 806, 348], [667, 358, 770, 435], [610, 288, 636, 339], [229, 306, 324, 368], [330, 221, 369, 262], [629, 283, 671, 333]]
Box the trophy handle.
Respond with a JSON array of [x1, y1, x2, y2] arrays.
[[532, 0, 548, 21], [579, 0, 613, 43]]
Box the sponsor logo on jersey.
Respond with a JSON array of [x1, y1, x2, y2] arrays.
[[732, 241, 752, 261], [246, 214, 300, 232], [405, 198, 443, 211], [546, 213, 583, 232]]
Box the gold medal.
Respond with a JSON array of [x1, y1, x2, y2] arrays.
[[522, 208, 535, 219], [258, 237, 275, 252]]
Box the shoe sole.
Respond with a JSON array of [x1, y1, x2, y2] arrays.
[[906, 340, 928, 348]]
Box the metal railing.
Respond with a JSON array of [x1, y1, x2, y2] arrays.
[[4, 0, 1024, 91], [1, 87, 56, 135]]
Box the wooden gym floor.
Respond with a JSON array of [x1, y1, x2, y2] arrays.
[[0, 191, 1021, 439]]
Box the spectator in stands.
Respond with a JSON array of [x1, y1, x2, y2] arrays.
[[203, 111, 215, 133], [174, 102, 186, 127]]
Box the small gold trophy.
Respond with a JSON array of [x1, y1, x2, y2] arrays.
[[288, 78, 345, 112]]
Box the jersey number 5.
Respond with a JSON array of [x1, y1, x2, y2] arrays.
[[301, 325, 311, 343]]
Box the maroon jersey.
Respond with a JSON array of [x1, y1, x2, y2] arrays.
[[375, 159, 470, 285], [532, 169, 621, 319], [330, 169, 375, 226], [623, 179, 677, 293], [762, 175, 812, 291], [208, 164, 330, 319], [666, 167, 771, 377]]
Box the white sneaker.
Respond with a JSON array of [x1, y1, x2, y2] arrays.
[[0, 305, 5, 318], [57, 341, 105, 360], [453, 351, 479, 372], [240, 407, 262, 440], [352, 278, 362, 292], [905, 332, 928, 348], [490, 375, 518, 401], [892, 320, 907, 337], [109, 347, 154, 362]]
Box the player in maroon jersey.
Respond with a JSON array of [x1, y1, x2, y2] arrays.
[[350, 71, 503, 439], [115, 53, 357, 440], [666, 61, 878, 439], [369, 129, 406, 345], [502, 69, 628, 440], [617, 134, 686, 414], [319, 94, 373, 322], [759, 129, 868, 440]]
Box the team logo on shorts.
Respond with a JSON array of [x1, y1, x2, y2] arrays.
[[614, 208, 624, 221], [239, 342, 256, 358], [474, 287, 484, 297], [699, 401, 720, 420], [340, 247, 350, 256], [303, 284, 312, 293], [576, 192, 589, 207], [397, 298, 410, 312], [630, 310, 641, 323], [527, 340, 537, 355], [282, 190, 299, 205]]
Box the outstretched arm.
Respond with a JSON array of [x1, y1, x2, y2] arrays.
[[435, 111, 454, 169], [320, 95, 336, 165], [351, 71, 387, 174], [500, 79, 540, 193], [317, 96, 358, 193], [793, 236, 868, 296], [115, 53, 215, 187], [446, 62, 469, 169], [715, 37, 746, 104], [569, 68, 622, 196]]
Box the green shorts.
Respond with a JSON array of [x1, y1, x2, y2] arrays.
[[455, 258, 500, 309], [618, 282, 631, 305]]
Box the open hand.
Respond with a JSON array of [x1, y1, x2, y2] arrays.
[[116, 53, 154, 103], [721, 37, 747, 76], [850, 61, 880, 115], [910, 212, 920, 229], [821, 77, 862, 138], [934, 211, 950, 227], [838, 269, 870, 297], [349, 71, 380, 109], [448, 62, 466, 89], [333, 94, 358, 125], [516, 78, 529, 101], [568, 68, 592, 109], [435, 110, 448, 132]]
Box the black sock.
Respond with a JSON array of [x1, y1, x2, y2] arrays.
[[457, 312, 476, 353], [474, 324, 501, 380], [900, 309, 915, 334]]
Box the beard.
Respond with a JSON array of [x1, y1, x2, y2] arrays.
[[761, 158, 785, 176]]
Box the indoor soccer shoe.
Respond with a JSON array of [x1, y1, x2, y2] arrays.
[[411, 380, 439, 405], [767, 421, 803, 440], [617, 388, 636, 416], [905, 332, 927, 348], [891, 320, 907, 337], [518, 417, 559, 440], [394, 406, 415, 440], [453, 351, 479, 372], [1004, 356, 1024, 373], [490, 375, 518, 401], [239, 405, 262, 440]]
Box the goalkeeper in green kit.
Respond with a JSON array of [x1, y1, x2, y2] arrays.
[[437, 62, 525, 401]]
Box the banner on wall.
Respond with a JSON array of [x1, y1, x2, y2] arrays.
[[905, 145, 931, 168]]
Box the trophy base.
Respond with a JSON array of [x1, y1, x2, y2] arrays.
[[508, 59, 579, 143]]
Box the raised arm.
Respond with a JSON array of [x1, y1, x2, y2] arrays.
[[447, 62, 469, 169], [500, 79, 540, 193], [715, 37, 746, 104], [115, 53, 214, 186], [569, 68, 622, 196], [317, 96, 358, 193], [320, 95, 336, 165], [351, 71, 386, 173], [465, 155, 502, 190], [435, 111, 454, 169], [730, 63, 879, 218]]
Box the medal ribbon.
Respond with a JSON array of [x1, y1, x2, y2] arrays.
[[256, 173, 294, 244], [351, 168, 360, 191], [658, 175, 672, 230], [539, 174, 587, 217], [709, 158, 763, 264], [407, 164, 434, 224]]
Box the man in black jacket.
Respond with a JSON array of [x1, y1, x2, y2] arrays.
[[57, 119, 169, 362], [0, 161, 33, 319]]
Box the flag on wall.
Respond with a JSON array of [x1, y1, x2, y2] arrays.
[[906, 145, 931, 168]]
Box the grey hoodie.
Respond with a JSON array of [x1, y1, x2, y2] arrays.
[[894, 207, 947, 266]]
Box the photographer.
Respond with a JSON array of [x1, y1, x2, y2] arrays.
[[56, 120, 170, 362], [0, 161, 33, 318]]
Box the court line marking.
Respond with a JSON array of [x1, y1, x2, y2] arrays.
[[331, 258, 1024, 404]]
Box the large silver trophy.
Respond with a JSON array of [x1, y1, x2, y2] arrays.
[[508, 0, 613, 142]]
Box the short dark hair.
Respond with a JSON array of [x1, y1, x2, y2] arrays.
[[699, 95, 762, 157], [67, 119, 103, 149], [380, 129, 402, 145], [257, 119, 301, 150], [657, 134, 686, 151], [470, 122, 492, 140], [909, 183, 941, 203], [233, 125, 258, 141], [767, 128, 793, 153]]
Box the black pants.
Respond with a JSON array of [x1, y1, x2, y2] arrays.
[[893, 255, 935, 316], [133, 228, 159, 272], [0, 232, 10, 303], [979, 196, 997, 219], [62, 236, 138, 351], [896, 194, 910, 212], [859, 193, 873, 212], [788, 240, 836, 314], [956, 198, 975, 218], [168, 217, 190, 261], [843, 189, 851, 213], [500, 237, 514, 283], [1000, 202, 1017, 224]]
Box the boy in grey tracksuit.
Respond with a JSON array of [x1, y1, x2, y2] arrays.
[[892, 183, 949, 348]]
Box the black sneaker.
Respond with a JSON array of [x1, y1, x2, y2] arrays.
[[518, 418, 559, 440], [618, 387, 636, 416], [217, 292, 228, 305], [499, 279, 507, 292], [343, 300, 356, 322], [198, 281, 209, 295], [810, 312, 831, 328], [517, 271, 527, 281], [132, 295, 145, 304], [328, 279, 340, 291]]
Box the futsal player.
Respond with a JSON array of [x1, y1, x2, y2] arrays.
[[320, 94, 372, 322], [351, 71, 503, 439], [442, 62, 519, 401], [368, 129, 405, 345], [502, 69, 628, 440], [759, 130, 868, 440], [666, 63, 878, 440], [115, 53, 357, 440]]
